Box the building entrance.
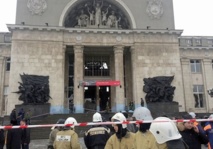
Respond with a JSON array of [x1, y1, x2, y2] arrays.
[[84, 86, 110, 112]]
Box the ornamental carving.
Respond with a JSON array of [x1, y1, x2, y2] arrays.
[[64, 0, 130, 29], [146, 0, 164, 19], [143, 76, 176, 102], [14, 73, 51, 104], [27, 0, 47, 15]]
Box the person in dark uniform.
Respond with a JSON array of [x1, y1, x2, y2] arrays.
[[84, 112, 110, 149]]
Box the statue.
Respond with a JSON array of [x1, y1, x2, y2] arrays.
[[87, 7, 95, 25], [93, 0, 103, 26], [77, 10, 89, 27], [14, 73, 51, 104], [101, 5, 110, 25], [143, 76, 176, 102], [107, 11, 117, 27]]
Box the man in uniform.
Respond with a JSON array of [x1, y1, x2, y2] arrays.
[[53, 117, 81, 149], [84, 112, 110, 149], [104, 112, 135, 149]]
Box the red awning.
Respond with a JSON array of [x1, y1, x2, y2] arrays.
[[81, 80, 120, 86]]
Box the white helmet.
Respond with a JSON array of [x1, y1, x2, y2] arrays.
[[111, 112, 127, 128], [93, 112, 102, 122], [188, 112, 196, 118], [132, 107, 153, 120], [64, 117, 77, 128], [150, 117, 181, 144], [209, 114, 213, 119]]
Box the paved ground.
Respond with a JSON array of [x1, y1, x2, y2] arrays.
[[29, 138, 87, 149], [4, 138, 208, 149]]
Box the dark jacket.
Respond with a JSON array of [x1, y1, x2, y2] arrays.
[[177, 122, 209, 149], [0, 129, 4, 144], [84, 126, 110, 149], [6, 128, 22, 149], [21, 128, 30, 144]]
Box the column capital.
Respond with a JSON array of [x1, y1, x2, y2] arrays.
[[203, 58, 212, 64], [74, 45, 84, 54], [181, 58, 189, 65], [114, 45, 124, 54]]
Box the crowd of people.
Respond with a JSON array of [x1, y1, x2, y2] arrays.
[[0, 108, 31, 149], [1, 106, 213, 149], [47, 108, 213, 149]]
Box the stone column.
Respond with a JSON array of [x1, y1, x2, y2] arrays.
[[130, 46, 141, 109], [203, 59, 213, 112], [73, 46, 84, 113], [112, 46, 125, 112], [181, 58, 191, 111], [0, 57, 5, 116]]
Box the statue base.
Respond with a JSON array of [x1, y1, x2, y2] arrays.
[[15, 103, 50, 117], [147, 101, 179, 118]]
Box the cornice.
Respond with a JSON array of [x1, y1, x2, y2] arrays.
[[7, 24, 183, 35]]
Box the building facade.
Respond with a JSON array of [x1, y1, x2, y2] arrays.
[[0, 0, 212, 115]]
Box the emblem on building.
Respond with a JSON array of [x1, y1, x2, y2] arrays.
[[27, 0, 47, 15], [146, 0, 164, 19]]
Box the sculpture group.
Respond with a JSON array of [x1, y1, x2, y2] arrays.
[[76, 0, 121, 28], [15, 74, 51, 104], [143, 76, 176, 102]]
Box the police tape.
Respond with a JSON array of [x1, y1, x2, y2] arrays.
[[1, 119, 213, 129]]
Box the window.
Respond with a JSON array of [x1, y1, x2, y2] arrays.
[[195, 39, 201, 46], [208, 39, 213, 46], [186, 39, 192, 46], [193, 85, 205, 108], [6, 57, 10, 71], [190, 60, 201, 73], [4, 86, 9, 95], [4, 34, 11, 43], [84, 56, 110, 76]]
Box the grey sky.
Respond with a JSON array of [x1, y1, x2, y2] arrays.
[[0, 0, 212, 36]]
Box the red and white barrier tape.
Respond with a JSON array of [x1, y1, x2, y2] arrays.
[[1, 119, 213, 129]]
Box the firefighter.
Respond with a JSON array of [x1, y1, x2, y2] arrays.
[[47, 119, 65, 149], [150, 117, 188, 149], [84, 112, 110, 149], [53, 117, 81, 149], [104, 112, 135, 149], [133, 107, 167, 149]]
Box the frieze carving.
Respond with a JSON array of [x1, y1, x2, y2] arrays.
[[146, 0, 164, 19], [27, 0, 47, 15], [14, 73, 51, 104], [143, 76, 175, 102], [65, 0, 130, 29]]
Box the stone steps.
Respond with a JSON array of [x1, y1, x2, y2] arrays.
[[30, 113, 114, 140]]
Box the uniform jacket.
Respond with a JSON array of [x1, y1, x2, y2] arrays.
[[104, 131, 135, 149], [84, 126, 110, 149], [53, 129, 81, 149], [135, 130, 167, 149], [177, 122, 209, 149], [48, 129, 59, 146], [204, 122, 213, 149]]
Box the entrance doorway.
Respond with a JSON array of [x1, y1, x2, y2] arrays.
[[84, 86, 110, 112]]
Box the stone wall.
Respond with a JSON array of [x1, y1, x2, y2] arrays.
[[7, 30, 66, 114]]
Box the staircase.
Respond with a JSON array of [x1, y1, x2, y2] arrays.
[[30, 112, 114, 140]]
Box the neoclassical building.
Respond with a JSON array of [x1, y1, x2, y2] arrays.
[[0, 0, 212, 115]]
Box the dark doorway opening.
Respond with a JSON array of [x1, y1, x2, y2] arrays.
[[99, 86, 110, 111], [84, 86, 110, 112]]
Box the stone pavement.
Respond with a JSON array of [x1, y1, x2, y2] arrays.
[[29, 138, 86, 149], [4, 138, 208, 149]]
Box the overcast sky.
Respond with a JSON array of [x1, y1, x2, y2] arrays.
[[0, 0, 212, 36]]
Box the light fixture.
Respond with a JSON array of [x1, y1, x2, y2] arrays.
[[21, 22, 25, 25], [45, 23, 48, 26]]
